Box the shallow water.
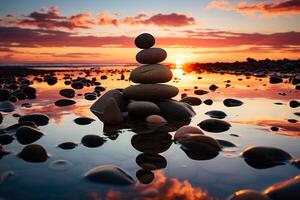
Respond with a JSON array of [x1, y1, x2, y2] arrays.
[[0, 66, 299, 200]]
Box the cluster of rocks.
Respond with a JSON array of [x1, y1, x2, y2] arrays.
[[90, 33, 195, 125]]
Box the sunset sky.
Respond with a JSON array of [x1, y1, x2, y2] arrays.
[[1, 0, 300, 64]]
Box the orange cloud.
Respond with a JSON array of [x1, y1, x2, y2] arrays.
[[208, 0, 300, 16], [1, 7, 95, 30]]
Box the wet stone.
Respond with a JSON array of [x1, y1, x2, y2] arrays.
[[205, 110, 227, 119], [18, 144, 48, 163], [135, 33, 155, 49], [84, 165, 135, 185], [194, 89, 208, 95], [136, 169, 154, 184], [203, 99, 213, 105], [81, 135, 106, 148], [263, 175, 300, 200], [223, 98, 243, 107], [57, 142, 78, 150], [0, 101, 16, 112], [74, 117, 95, 125], [198, 119, 231, 133], [180, 96, 202, 106], [54, 99, 76, 107], [18, 113, 49, 126], [242, 146, 292, 169], [16, 126, 44, 145], [0, 135, 14, 145], [59, 89, 75, 98]]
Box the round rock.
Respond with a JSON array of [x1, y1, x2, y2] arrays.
[[135, 33, 155, 49], [16, 126, 44, 145], [174, 125, 204, 141], [145, 115, 167, 124], [18, 144, 48, 163], [263, 175, 300, 200], [128, 101, 160, 118], [81, 135, 105, 148], [130, 64, 173, 84], [59, 89, 75, 98], [242, 146, 292, 169], [84, 165, 135, 185], [205, 110, 227, 119], [18, 113, 49, 126], [223, 98, 243, 107], [136, 48, 167, 64], [57, 142, 78, 150]]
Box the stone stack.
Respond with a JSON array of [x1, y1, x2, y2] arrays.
[[90, 33, 195, 125]]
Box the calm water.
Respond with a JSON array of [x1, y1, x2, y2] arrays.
[[0, 66, 299, 200]]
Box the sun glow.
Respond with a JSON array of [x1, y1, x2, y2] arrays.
[[175, 59, 183, 66]]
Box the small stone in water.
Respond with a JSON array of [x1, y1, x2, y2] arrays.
[[81, 135, 106, 148], [18, 144, 48, 163], [57, 142, 78, 150]]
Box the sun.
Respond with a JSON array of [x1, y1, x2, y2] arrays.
[[175, 59, 183, 66]]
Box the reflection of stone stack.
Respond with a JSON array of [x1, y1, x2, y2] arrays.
[[90, 33, 195, 125]]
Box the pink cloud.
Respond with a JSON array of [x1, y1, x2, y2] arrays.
[[208, 0, 300, 16]]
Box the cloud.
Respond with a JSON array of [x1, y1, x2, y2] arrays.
[[208, 0, 300, 16], [1, 6, 95, 30], [121, 13, 196, 27], [1, 7, 195, 29], [1, 26, 300, 50]]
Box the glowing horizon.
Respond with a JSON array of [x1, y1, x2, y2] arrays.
[[1, 0, 300, 64]]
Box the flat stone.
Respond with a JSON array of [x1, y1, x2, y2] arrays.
[[127, 101, 160, 118], [130, 64, 173, 83], [57, 142, 78, 150], [123, 84, 179, 101], [194, 89, 209, 95], [242, 146, 292, 169], [180, 96, 202, 106], [74, 117, 95, 125], [198, 119, 231, 133], [135, 33, 155, 49], [223, 98, 243, 107], [263, 175, 300, 200], [84, 165, 135, 185], [205, 110, 227, 119], [136, 48, 167, 64], [16, 126, 44, 145], [54, 99, 76, 106]]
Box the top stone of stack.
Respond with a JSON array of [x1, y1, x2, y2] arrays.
[[135, 33, 155, 49], [135, 33, 167, 64]]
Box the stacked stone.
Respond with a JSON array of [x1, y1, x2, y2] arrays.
[[90, 33, 195, 125]]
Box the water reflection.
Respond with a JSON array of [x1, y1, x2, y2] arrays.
[[102, 171, 216, 200]]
